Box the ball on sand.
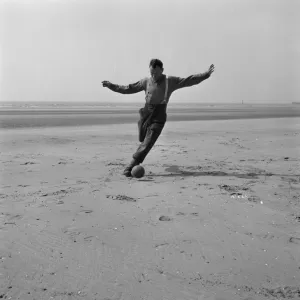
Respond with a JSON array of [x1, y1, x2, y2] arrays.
[[131, 165, 145, 178]]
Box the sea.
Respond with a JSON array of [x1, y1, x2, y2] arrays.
[[0, 102, 299, 129]]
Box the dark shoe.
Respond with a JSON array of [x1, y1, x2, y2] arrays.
[[122, 159, 138, 177], [123, 169, 132, 177]]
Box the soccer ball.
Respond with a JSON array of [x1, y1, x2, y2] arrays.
[[131, 165, 145, 178]]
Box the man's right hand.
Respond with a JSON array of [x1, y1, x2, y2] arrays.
[[102, 81, 112, 88]]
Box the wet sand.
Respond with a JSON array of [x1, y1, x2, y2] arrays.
[[1, 103, 299, 129], [0, 114, 300, 299]]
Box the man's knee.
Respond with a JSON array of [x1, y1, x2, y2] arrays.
[[150, 122, 164, 132], [133, 122, 165, 161]]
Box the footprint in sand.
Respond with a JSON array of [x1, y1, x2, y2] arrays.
[[83, 236, 96, 242], [256, 232, 276, 241], [81, 209, 93, 214], [289, 237, 300, 245], [176, 212, 186, 216], [76, 180, 89, 184], [260, 286, 300, 299], [20, 161, 37, 165], [219, 184, 250, 193], [190, 212, 199, 216], [176, 212, 199, 217], [247, 195, 261, 203], [106, 162, 126, 167], [62, 226, 98, 243], [106, 194, 137, 202], [41, 187, 81, 198], [159, 216, 173, 221], [154, 242, 170, 249], [77, 207, 93, 215], [1, 213, 23, 224]]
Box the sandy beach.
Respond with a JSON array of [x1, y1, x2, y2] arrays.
[[1, 110, 300, 299]]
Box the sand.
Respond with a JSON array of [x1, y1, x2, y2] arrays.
[[0, 117, 300, 300]]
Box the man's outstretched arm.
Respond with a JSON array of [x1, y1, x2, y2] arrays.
[[102, 79, 145, 94], [171, 64, 215, 91]]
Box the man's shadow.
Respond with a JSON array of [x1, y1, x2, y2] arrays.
[[144, 165, 300, 181]]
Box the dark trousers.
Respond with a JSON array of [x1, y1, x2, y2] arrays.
[[132, 122, 165, 164]]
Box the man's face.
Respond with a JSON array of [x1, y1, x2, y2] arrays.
[[149, 65, 163, 81]]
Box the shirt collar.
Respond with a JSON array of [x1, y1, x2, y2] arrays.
[[152, 74, 165, 84]]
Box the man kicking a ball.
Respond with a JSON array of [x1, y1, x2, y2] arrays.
[[102, 59, 215, 177]]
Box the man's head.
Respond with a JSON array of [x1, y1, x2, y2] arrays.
[[149, 59, 164, 81]]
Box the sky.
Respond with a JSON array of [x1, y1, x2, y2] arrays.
[[0, 0, 299, 103]]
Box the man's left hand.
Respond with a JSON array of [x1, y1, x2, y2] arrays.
[[207, 64, 215, 76]]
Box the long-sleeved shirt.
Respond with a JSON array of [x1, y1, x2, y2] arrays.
[[108, 72, 210, 123]]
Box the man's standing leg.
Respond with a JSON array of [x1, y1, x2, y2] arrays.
[[123, 123, 164, 177]]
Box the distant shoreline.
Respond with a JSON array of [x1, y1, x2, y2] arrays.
[[1, 105, 299, 129], [0, 101, 296, 109]]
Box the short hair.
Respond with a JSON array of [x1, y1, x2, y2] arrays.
[[149, 58, 163, 69]]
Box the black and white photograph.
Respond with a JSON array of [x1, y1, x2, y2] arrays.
[[0, 0, 300, 299]]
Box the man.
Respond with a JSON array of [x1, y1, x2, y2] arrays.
[[102, 59, 215, 177]]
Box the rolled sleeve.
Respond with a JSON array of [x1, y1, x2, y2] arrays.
[[171, 72, 210, 91], [109, 79, 146, 94]]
